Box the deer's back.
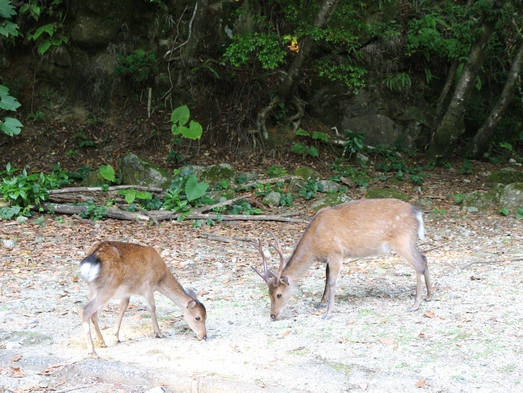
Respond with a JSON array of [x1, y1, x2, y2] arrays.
[[301, 199, 421, 259]]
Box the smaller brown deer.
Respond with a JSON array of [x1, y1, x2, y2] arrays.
[[252, 198, 434, 320], [79, 241, 207, 358]]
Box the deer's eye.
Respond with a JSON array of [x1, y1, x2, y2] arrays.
[[196, 317, 201, 321], [277, 293, 282, 299]]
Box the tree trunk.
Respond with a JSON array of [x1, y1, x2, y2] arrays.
[[427, 2, 503, 161], [464, 39, 523, 158], [180, 0, 209, 65], [256, 0, 339, 136]]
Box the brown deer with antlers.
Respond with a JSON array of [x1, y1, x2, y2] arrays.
[[252, 198, 434, 320]]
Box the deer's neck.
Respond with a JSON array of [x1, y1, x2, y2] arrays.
[[158, 271, 191, 308], [283, 240, 317, 281]]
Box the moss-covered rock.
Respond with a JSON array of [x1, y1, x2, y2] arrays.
[[262, 191, 281, 206], [82, 171, 112, 187], [120, 152, 172, 189], [364, 188, 410, 201], [487, 168, 523, 184], [190, 164, 237, 188], [310, 193, 351, 211], [293, 167, 321, 180], [460, 184, 504, 212], [499, 182, 523, 214]]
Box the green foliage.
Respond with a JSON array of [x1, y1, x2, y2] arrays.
[[254, 181, 285, 197], [384, 72, 412, 91], [292, 142, 318, 157], [75, 132, 95, 148], [0, 0, 19, 39], [162, 167, 209, 219], [0, 163, 70, 218], [99, 165, 116, 183], [454, 193, 467, 204], [26, 111, 45, 121], [227, 200, 262, 215], [432, 208, 447, 216], [79, 200, 109, 221], [191, 59, 220, 79], [279, 192, 293, 207], [115, 49, 158, 86], [315, 58, 367, 92], [266, 165, 288, 177], [170, 105, 203, 140], [299, 179, 323, 200], [20, 0, 68, 56], [0, 205, 21, 220], [118, 188, 152, 205], [291, 128, 328, 157], [372, 145, 426, 185], [330, 160, 370, 187], [67, 166, 93, 183], [223, 32, 287, 70], [0, 0, 23, 137], [460, 159, 473, 174], [342, 129, 365, 157]]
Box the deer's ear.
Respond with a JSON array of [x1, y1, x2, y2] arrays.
[[187, 300, 197, 309], [280, 276, 290, 286]]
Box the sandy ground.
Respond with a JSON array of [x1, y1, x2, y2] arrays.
[[1, 203, 522, 392]]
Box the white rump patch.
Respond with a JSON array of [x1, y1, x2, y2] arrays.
[[80, 262, 100, 283], [415, 210, 425, 240]]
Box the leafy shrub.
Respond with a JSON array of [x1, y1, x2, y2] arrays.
[[0, 163, 70, 218], [115, 49, 158, 87]]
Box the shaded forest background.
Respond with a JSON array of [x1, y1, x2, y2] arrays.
[[0, 0, 522, 177]]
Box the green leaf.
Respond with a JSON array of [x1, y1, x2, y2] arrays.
[[99, 165, 115, 182], [292, 143, 307, 154], [136, 191, 152, 200], [119, 188, 136, 204], [499, 208, 509, 216], [295, 129, 310, 137], [28, 24, 55, 41], [307, 146, 319, 157], [37, 40, 52, 56], [183, 121, 203, 140], [0, 117, 23, 136], [185, 175, 208, 202], [0, 1, 16, 19], [0, 21, 19, 38], [0, 86, 21, 111], [312, 131, 329, 142], [170, 105, 190, 126]]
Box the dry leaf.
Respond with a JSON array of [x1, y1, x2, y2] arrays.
[[419, 332, 426, 339], [424, 311, 436, 318], [415, 378, 426, 388], [379, 337, 395, 345], [11, 354, 22, 362], [10, 366, 25, 378]]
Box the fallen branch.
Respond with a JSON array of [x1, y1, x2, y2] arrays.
[[235, 176, 302, 189], [39, 200, 308, 224], [200, 233, 254, 243], [179, 213, 308, 223], [40, 203, 150, 222], [48, 185, 164, 195]]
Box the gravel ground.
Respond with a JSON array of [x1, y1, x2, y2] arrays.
[[1, 203, 522, 393]]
